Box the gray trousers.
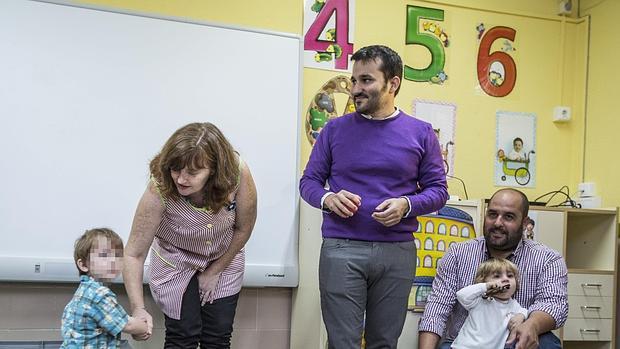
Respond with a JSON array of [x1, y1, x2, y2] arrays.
[[319, 238, 416, 349]]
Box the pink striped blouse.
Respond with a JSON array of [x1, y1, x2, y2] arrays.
[[148, 179, 244, 320]]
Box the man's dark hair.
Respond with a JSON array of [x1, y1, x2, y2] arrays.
[[490, 188, 529, 218], [351, 45, 403, 96]]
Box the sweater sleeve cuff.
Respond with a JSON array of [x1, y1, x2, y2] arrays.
[[320, 192, 334, 213], [400, 196, 412, 218]]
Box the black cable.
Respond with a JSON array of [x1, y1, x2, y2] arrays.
[[532, 186, 579, 208], [533, 185, 569, 202], [446, 174, 468, 200]]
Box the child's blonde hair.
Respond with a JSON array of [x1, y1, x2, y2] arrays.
[[73, 228, 124, 276], [474, 258, 521, 292]]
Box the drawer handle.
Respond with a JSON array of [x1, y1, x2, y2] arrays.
[[580, 306, 601, 310], [581, 283, 602, 287], [580, 329, 601, 333]]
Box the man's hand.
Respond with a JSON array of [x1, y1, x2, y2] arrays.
[[371, 197, 409, 227], [324, 190, 361, 218], [508, 313, 526, 332], [506, 320, 539, 349]]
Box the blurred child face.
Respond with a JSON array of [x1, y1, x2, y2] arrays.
[[485, 267, 517, 300], [87, 236, 123, 282]]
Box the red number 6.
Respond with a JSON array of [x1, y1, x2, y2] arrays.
[[477, 26, 516, 97]]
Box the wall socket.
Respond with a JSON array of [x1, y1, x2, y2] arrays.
[[578, 182, 596, 197], [553, 106, 571, 122]]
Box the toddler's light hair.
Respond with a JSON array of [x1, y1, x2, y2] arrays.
[[473, 258, 520, 292]]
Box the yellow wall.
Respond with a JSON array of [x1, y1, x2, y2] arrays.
[[580, 0, 620, 208], [75, 0, 302, 34], [73, 0, 589, 202], [301, 1, 587, 201]]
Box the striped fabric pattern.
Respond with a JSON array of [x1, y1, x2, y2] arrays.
[[419, 237, 568, 341], [149, 186, 244, 320]]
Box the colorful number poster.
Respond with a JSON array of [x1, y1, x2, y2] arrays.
[[303, 0, 355, 71], [404, 5, 450, 85], [412, 100, 457, 176], [474, 23, 518, 97], [495, 111, 536, 188]]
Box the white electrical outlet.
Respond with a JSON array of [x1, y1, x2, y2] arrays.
[[578, 182, 596, 197], [553, 106, 571, 122]]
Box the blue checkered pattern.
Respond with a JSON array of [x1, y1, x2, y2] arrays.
[[61, 275, 129, 348]]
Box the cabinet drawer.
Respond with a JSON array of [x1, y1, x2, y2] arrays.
[[563, 318, 612, 341], [567, 274, 614, 297], [567, 295, 613, 318]]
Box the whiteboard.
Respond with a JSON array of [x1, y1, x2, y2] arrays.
[[0, 0, 300, 287]]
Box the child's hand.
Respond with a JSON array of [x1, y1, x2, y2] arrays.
[[125, 315, 151, 339], [485, 281, 503, 295], [507, 313, 526, 332], [485, 281, 510, 296]]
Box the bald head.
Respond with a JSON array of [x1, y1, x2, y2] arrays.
[[489, 188, 529, 219]]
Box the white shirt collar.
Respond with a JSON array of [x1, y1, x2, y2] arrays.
[[360, 108, 400, 120]]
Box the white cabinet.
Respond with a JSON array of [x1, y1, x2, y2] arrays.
[[530, 207, 618, 349]]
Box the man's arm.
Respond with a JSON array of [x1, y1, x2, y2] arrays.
[[506, 311, 556, 349], [299, 121, 333, 208], [405, 124, 448, 217], [507, 251, 568, 349], [419, 331, 442, 349], [527, 251, 568, 329]]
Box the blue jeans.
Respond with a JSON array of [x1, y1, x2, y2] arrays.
[[440, 331, 561, 349]]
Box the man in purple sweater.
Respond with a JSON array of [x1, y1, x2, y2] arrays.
[[299, 45, 448, 349]]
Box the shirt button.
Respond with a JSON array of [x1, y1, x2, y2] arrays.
[[207, 224, 213, 228]]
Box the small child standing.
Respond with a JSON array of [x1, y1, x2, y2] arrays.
[[451, 258, 528, 349], [61, 228, 149, 348]]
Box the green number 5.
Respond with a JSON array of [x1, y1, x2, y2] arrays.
[[404, 6, 445, 82]]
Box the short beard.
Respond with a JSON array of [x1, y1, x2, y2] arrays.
[[484, 227, 523, 251]]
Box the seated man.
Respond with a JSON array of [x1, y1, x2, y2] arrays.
[[418, 188, 568, 349]]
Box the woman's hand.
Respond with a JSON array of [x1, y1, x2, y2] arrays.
[[130, 307, 153, 341], [198, 268, 222, 305]]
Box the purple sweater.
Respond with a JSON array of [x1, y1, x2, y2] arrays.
[[300, 111, 448, 242]]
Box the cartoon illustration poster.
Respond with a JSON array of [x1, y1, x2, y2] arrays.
[[412, 100, 456, 176], [474, 23, 518, 97], [524, 211, 538, 241], [408, 205, 477, 311], [404, 5, 450, 85], [303, 0, 355, 71], [495, 111, 536, 188], [305, 75, 355, 145]]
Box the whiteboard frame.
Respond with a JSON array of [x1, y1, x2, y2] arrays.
[[0, 0, 303, 287]]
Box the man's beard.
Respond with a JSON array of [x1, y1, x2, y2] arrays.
[[484, 226, 522, 251]]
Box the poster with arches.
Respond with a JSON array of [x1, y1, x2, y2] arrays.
[[408, 200, 482, 311]]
